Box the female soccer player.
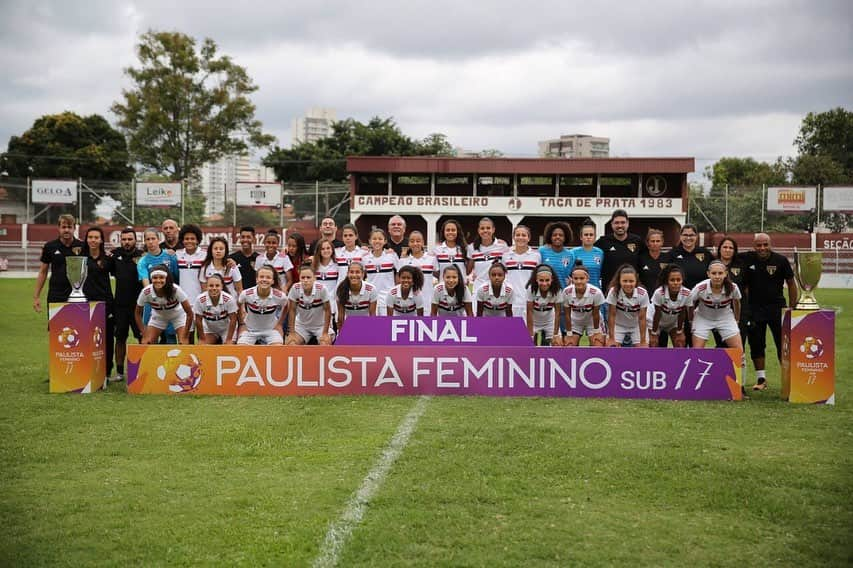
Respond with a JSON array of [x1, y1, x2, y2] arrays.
[[200, 236, 243, 297], [334, 224, 368, 288], [285, 233, 307, 291], [254, 231, 293, 291], [336, 261, 377, 330], [468, 217, 509, 299], [175, 224, 205, 302], [311, 238, 340, 328], [135, 265, 193, 344], [397, 230, 436, 308], [689, 260, 743, 350], [431, 218, 470, 280], [193, 274, 238, 345], [526, 264, 563, 346], [138, 227, 178, 286], [476, 262, 514, 317], [504, 224, 540, 318], [605, 264, 649, 347], [649, 264, 691, 348], [364, 228, 398, 315], [562, 261, 606, 347], [286, 264, 333, 345], [386, 265, 424, 316], [569, 220, 604, 288], [237, 265, 288, 345], [431, 264, 472, 316]]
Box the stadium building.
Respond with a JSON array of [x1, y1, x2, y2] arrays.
[[347, 156, 693, 246]]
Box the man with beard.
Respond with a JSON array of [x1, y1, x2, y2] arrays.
[[230, 226, 259, 289], [742, 233, 798, 391], [594, 209, 643, 291], [307, 217, 344, 256], [33, 214, 86, 315], [112, 227, 143, 381]]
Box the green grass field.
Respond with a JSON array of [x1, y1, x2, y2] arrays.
[[1, 279, 850, 566]]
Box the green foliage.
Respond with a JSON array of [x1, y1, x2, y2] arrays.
[[789, 153, 848, 186], [703, 156, 788, 191], [3, 112, 132, 222], [112, 31, 274, 181], [795, 107, 853, 174], [264, 117, 454, 183]]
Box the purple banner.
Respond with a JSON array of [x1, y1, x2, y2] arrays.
[[336, 316, 533, 346]]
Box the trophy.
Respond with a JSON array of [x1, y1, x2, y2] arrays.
[[65, 256, 88, 303], [794, 251, 822, 310]]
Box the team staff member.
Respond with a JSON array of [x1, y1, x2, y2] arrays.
[[387, 215, 409, 256], [230, 226, 259, 289], [112, 228, 142, 381], [667, 223, 711, 288], [638, 228, 668, 293], [594, 209, 643, 295], [742, 233, 798, 391], [307, 217, 344, 256], [82, 226, 116, 380], [33, 214, 86, 314], [159, 219, 181, 252]]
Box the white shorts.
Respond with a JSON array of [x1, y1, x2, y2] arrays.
[[293, 323, 331, 343], [692, 316, 740, 341], [237, 329, 283, 345], [202, 320, 231, 343], [571, 323, 603, 337], [614, 325, 641, 346], [532, 324, 556, 341], [148, 310, 187, 331]]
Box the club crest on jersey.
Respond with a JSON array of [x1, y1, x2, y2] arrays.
[[766, 265, 777, 275], [730, 267, 741, 276], [627, 243, 637, 252], [696, 253, 705, 262], [660, 262, 668, 269], [72, 247, 82, 255]]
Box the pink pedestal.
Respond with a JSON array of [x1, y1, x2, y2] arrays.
[[781, 309, 835, 405], [48, 302, 107, 393]]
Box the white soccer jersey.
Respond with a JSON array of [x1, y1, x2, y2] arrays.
[[200, 263, 243, 296], [387, 284, 423, 316], [339, 281, 378, 316], [239, 286, 287, 332], [476, 282, 514, 317], [526, 289, 563, 335], [193, 291, 238, 334], [690, 279, 741, 322], [364, 250, 398, 293], [431, 242, 467, 279], [334, 246, 369, 286], [563, 284, 605, 331], [254, 252, 293, 283], [468, 239, 510, 286], [397, 253, 436, 307], [432, 283, 472, 315], [288, 281, 330, 331], [651, 285, 692, 331], [606, 287, 649, 330], [504, 248, 541, 314], [136, 284, 189, 314], [176, 248, 205, 300], [314, 259, 340, 313]]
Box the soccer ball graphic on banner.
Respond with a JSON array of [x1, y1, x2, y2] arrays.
[[57, 326, 80, 349], [92, 326, 103, 349], [800, 336, 824, 359], [155, 349, 202, 393]]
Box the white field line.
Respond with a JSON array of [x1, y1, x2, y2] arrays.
[[312, 395, 431, 568]]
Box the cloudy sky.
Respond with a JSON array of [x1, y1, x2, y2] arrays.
[[1, 0, 851, 177]]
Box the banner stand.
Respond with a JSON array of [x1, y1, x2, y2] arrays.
[[781, 309, 835, 404], [48, 302, 107, 394]]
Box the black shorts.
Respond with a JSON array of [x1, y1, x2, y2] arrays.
[[114, 304, 141, 342], [747, 304, 783, 360]]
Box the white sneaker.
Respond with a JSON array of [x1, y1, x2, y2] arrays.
[[107, 373, 124, 383]]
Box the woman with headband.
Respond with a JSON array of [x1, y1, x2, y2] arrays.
[[134, 264, 193, 344], [688, 259, 744, 351]]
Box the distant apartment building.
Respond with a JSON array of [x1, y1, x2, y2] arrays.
[[195, 155, 277, 217], [291, 107, 337, 145], [538, 134, 610, 158]]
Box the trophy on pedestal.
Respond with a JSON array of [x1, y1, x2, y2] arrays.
[[65, 256, 89, 303], [794, 252, 822, 310]]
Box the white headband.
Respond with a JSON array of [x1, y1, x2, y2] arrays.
[[150, 270, 168, 278]]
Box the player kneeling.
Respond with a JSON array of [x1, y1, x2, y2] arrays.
[[287, 265, 333, 345], [649, 265, 690, 348], [135, 265, 193, 344], [237, 265, 288, 345], [562, 261, 605, 347], [193, 274, 238, 344], [605, 264, 649, 347], [526, 264, 563, 346], [689, 260, 744, 351]]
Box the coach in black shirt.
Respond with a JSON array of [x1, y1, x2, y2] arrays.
[[667, 224, 711, 289], [82, 226, 116, 379], [33, 214, 86, 314], [742, 233, 798, 391], [637, 228, 668, 293], [230, 226, 260, 289], [307, 217, 344, 256], [113, 227, 143, 380], [594, 209, 643, 289]]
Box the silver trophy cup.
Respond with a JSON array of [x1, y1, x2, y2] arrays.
[[65, 256, 88, 303]]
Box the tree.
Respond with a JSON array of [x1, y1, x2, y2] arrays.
[[3, 111, 132, 222], [794, 108, 853, 175], [112, 31, 274, 181]]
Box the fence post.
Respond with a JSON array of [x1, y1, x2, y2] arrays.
[[724, 184, 729, 233], [760, 184, 765, 232], [315, 180, 319, 225], [131, 177, 136, 224], [78, 177, 83, 224], [22, 222, 28, 272]]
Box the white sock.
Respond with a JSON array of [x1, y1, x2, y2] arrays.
[[756, 370, 766, 381]]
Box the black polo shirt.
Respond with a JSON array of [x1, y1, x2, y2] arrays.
[[594, 233, 643, 289], [742, 251, 794, 307], [83, 253, 115, 303], [307, 238, 344, 256], [113, 247, 143, 307], [387, 236, 409, 257], [40, 238, 86, 302], [638, 251, 668, 293], [667, 245, 712, 289], [160, 240, 183, 253], [230, 250, 259, 289]]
